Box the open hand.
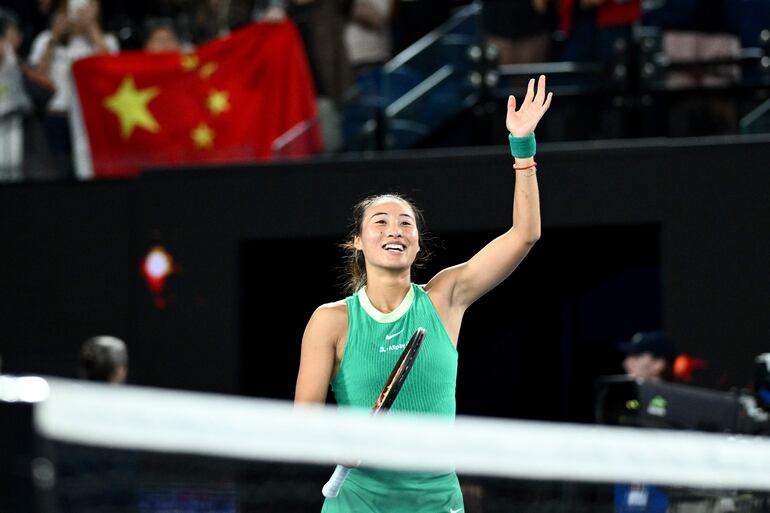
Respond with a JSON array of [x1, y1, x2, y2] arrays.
[[78, 0, 100, 27], [506, 75, 553, 137], [50, 11, 70, 41]]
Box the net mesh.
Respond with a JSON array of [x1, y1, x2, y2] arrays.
[[3, 377, 770, 513]]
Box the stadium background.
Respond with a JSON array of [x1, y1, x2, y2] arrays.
[[1, 136, 767, 423]]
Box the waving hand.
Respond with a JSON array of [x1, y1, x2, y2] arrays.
[[506, 75, 553, 137]]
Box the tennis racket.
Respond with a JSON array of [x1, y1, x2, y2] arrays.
[[321, 327, 427, 498]]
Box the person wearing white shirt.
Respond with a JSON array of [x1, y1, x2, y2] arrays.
[[344, 0, 392, 71], [0, 8, 31, 181], [28, 0, 117, 178]]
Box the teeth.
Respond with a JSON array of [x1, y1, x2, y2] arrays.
[[384, 244, 404, 251]]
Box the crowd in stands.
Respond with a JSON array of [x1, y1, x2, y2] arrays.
[[0, 0, 767, 181]]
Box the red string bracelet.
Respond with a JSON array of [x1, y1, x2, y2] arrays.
[[513, 162, 537, 171]]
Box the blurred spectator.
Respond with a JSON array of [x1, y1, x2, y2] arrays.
[[344, 0, 392, 71], [0, 7, 31, 181], [482, 0, 553, 64], [619, 331, 676, 381], [290, 0, 353, 154], [142, 17, 182, 52], [282, 0, 353, 103], [649, 0, 741, 89], [79, 335, 128, 384], [342, 0, 391, 151], [222, 0, 283, 27], [614, 331, 675, 513], [189, 0, 230, 43], [645, 0, 740, 135], [28, 0, 118, 178], [556, 0, 640, 63], [252, 0, 353, 152], [1, 0, 55, 58]]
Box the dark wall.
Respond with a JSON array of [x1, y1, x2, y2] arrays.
[[240, 227, 662, 422], [1, 135, 768, 420]]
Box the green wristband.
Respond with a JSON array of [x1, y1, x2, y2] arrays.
[[508, 133, 536, 158]]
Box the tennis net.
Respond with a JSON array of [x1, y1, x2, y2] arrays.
[[2, 376, 770, 513]]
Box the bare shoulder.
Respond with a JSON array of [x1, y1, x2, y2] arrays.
[[315, 299, 348, 318], [305, 299, 348, 341]]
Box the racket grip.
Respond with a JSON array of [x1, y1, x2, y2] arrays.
[[322, 464, 351, 498]]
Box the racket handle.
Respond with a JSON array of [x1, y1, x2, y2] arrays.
[[322, 464, 351, 498]]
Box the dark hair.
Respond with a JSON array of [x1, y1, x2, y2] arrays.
[[340, 193, 432, 294], [0, 7, 20, 37], [79, 336, 128, 382]]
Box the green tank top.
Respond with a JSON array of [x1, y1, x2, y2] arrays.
[[331, 283, 457, 418]]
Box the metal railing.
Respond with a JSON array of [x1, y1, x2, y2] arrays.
[[338, 1, 770, 151]]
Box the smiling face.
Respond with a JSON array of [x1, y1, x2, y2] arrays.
[[353, 197, 420, 275]]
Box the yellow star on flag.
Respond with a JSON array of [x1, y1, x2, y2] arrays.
[[199, 62, 218, 79], [103, 76, 160, 140], [207, 90, 230, 116], [181, 54, 199, 72], [191, 123, 215, 149]]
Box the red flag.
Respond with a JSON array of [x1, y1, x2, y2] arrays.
[[72, 22, 321, 179]]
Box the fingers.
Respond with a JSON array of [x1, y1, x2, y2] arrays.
[[534, 75, 546, 105], [523, 78, 535, 104], [543, 91, 554, 112], [508, 76, 551, 134], [508, 94, 516, 113]]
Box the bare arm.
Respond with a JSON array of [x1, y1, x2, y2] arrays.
[[35, 14, 68, 77], [81, 2, 111, 54], [427, 76, 552, 309], [294, 304, 346, 404]]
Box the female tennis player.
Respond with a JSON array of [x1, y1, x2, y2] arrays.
[[295, 75, 553, 512]]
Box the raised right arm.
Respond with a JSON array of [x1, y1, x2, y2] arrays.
[[294, 303, 346, 405]]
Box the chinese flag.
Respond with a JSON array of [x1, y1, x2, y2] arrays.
[[72, 21, 321, 179]]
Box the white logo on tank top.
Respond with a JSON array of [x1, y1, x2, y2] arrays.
[[379, 343, 406, 353], [385, 329, 404, 341]]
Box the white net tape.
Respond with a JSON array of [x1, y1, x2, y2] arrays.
[[13, 377, 770, 491]]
